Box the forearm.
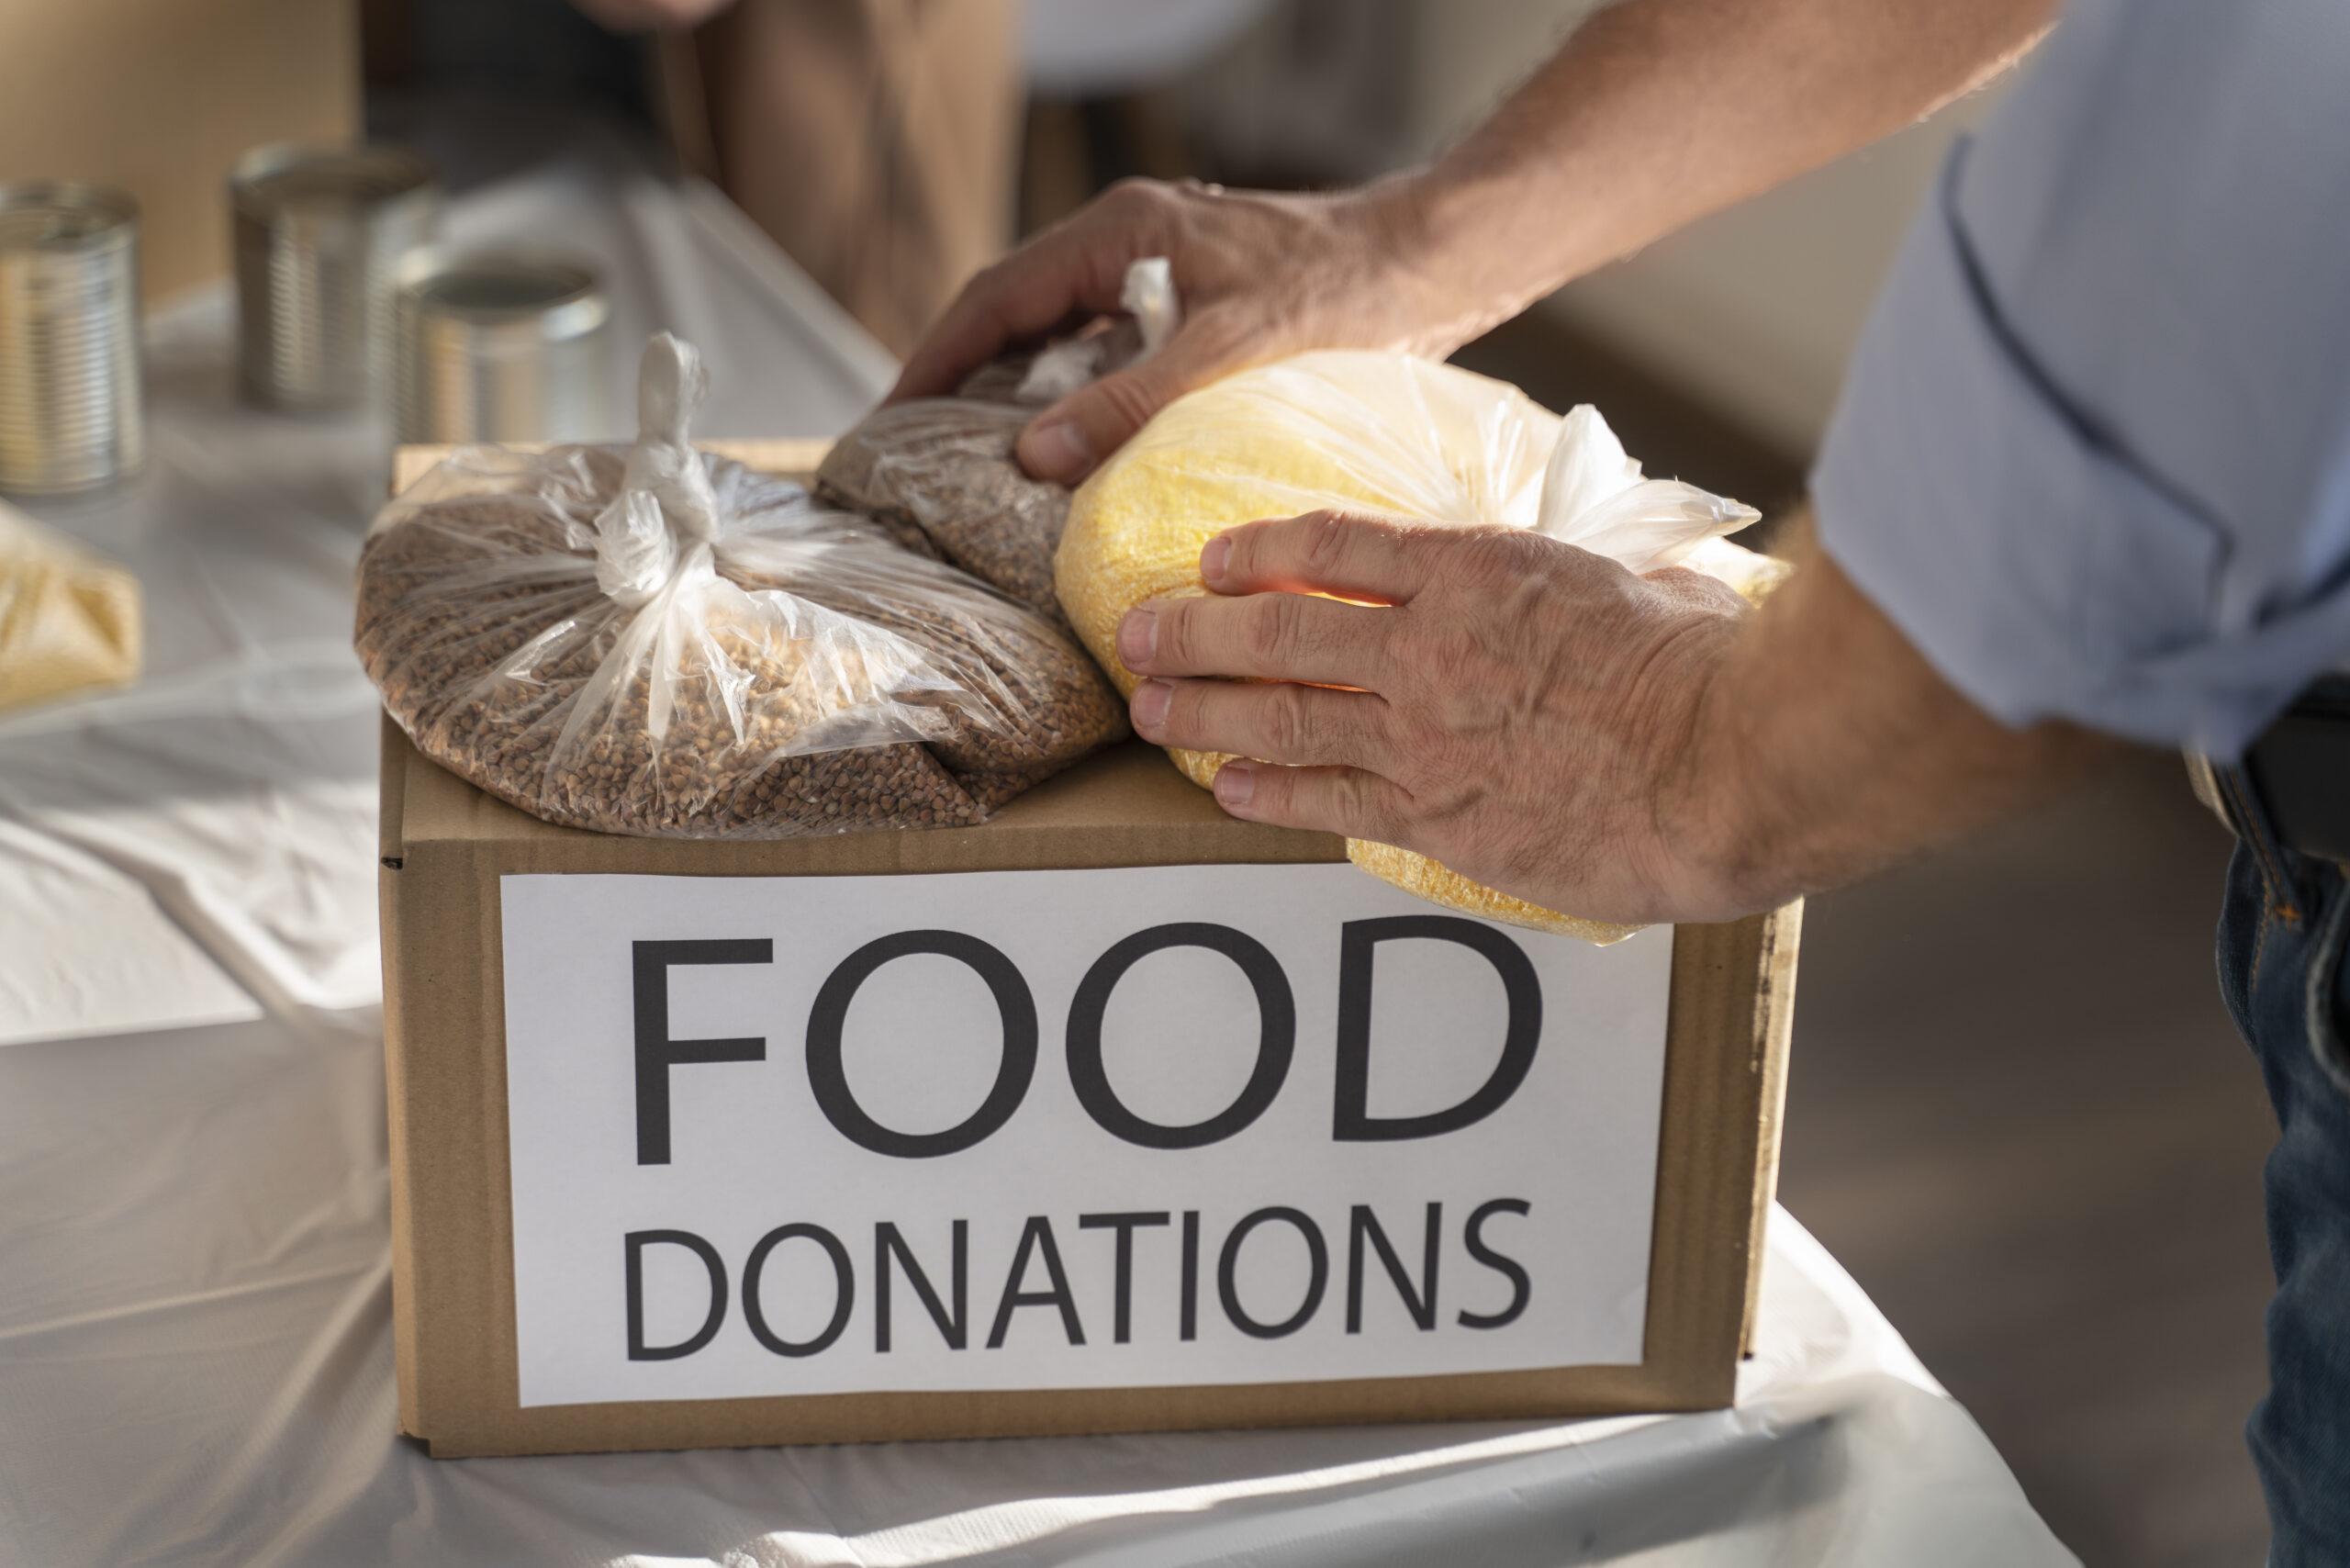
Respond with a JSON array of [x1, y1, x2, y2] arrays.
[[1387, 0, 2055, 335], [1673, 515, 2113, 913]]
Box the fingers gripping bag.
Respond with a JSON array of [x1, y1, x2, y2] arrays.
[[355, 333, 1125, 838], [1056, 349, 1787, 942], [816, 258, 1179, 625]]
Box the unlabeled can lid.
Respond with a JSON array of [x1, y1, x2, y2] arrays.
[[230, 143, 435, 218], [0, 182, 139, 251], [399, 247, 608, 337]]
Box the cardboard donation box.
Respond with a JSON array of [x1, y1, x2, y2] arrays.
[[376, 446, 1800, 1461]]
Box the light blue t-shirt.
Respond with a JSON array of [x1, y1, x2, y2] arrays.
[[1812, 0, 2350, 759]]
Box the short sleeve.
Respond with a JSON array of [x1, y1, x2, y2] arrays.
[[1811, 0, 2350, 758]]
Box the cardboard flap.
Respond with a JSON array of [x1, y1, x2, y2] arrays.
[[378, 711, 408, 867], [385, 724, 1345, 876]]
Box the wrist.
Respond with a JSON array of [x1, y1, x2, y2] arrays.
[[1393, 131, 1611, 329], [1342, 168, 1553, 355], [1642, 618, 1788, 923]]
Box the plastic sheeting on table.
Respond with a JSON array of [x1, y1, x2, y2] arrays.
[[0, 115, 2077, 1568]]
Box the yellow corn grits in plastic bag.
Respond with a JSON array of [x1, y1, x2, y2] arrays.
[[0, 499, 141, 714], [1056, 351, 1787, 944]]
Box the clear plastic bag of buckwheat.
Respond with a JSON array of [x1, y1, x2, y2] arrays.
[[355, 333, 1125, 838]]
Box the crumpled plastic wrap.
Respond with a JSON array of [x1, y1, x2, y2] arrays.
[[0, 499, 142, 713], [1057, 350, 1785, 941], [355, 333, 1125, 838], [816, 259, 1180, 625]]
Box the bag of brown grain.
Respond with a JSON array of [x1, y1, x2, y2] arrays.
[[355, 333, 1125, 839], [814, 258, 1178, 626]]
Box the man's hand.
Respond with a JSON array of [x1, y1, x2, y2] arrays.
[[1117, 511, 1753, 923], [1117, 511, 2113, 924], [890, 179, 1485, 485]]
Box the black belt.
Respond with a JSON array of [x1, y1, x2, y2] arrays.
[[2188, 675, 2350, 864]]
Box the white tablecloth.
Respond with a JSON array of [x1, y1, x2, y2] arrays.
[[0, 132, 2076, 1568]]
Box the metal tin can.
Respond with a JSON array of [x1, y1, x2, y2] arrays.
[[0, 182, 143, 496], [231, 142, 439, 411], [395, 248, 612, 444]]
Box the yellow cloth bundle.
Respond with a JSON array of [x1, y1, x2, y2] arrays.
[[0, 499, 141, 713], [1056, 351, 1786, 943]]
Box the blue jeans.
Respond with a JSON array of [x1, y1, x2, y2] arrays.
[[2216, 771, 2350, 1564]]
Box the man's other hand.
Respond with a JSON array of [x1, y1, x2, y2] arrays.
[[888, 178, 1487, 486], [1116, 511, 1751, 924]]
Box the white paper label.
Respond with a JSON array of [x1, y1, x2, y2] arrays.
[[501, 866, 1673, 1407]]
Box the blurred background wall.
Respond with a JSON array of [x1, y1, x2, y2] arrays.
[[0, 0, 358, 301]]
